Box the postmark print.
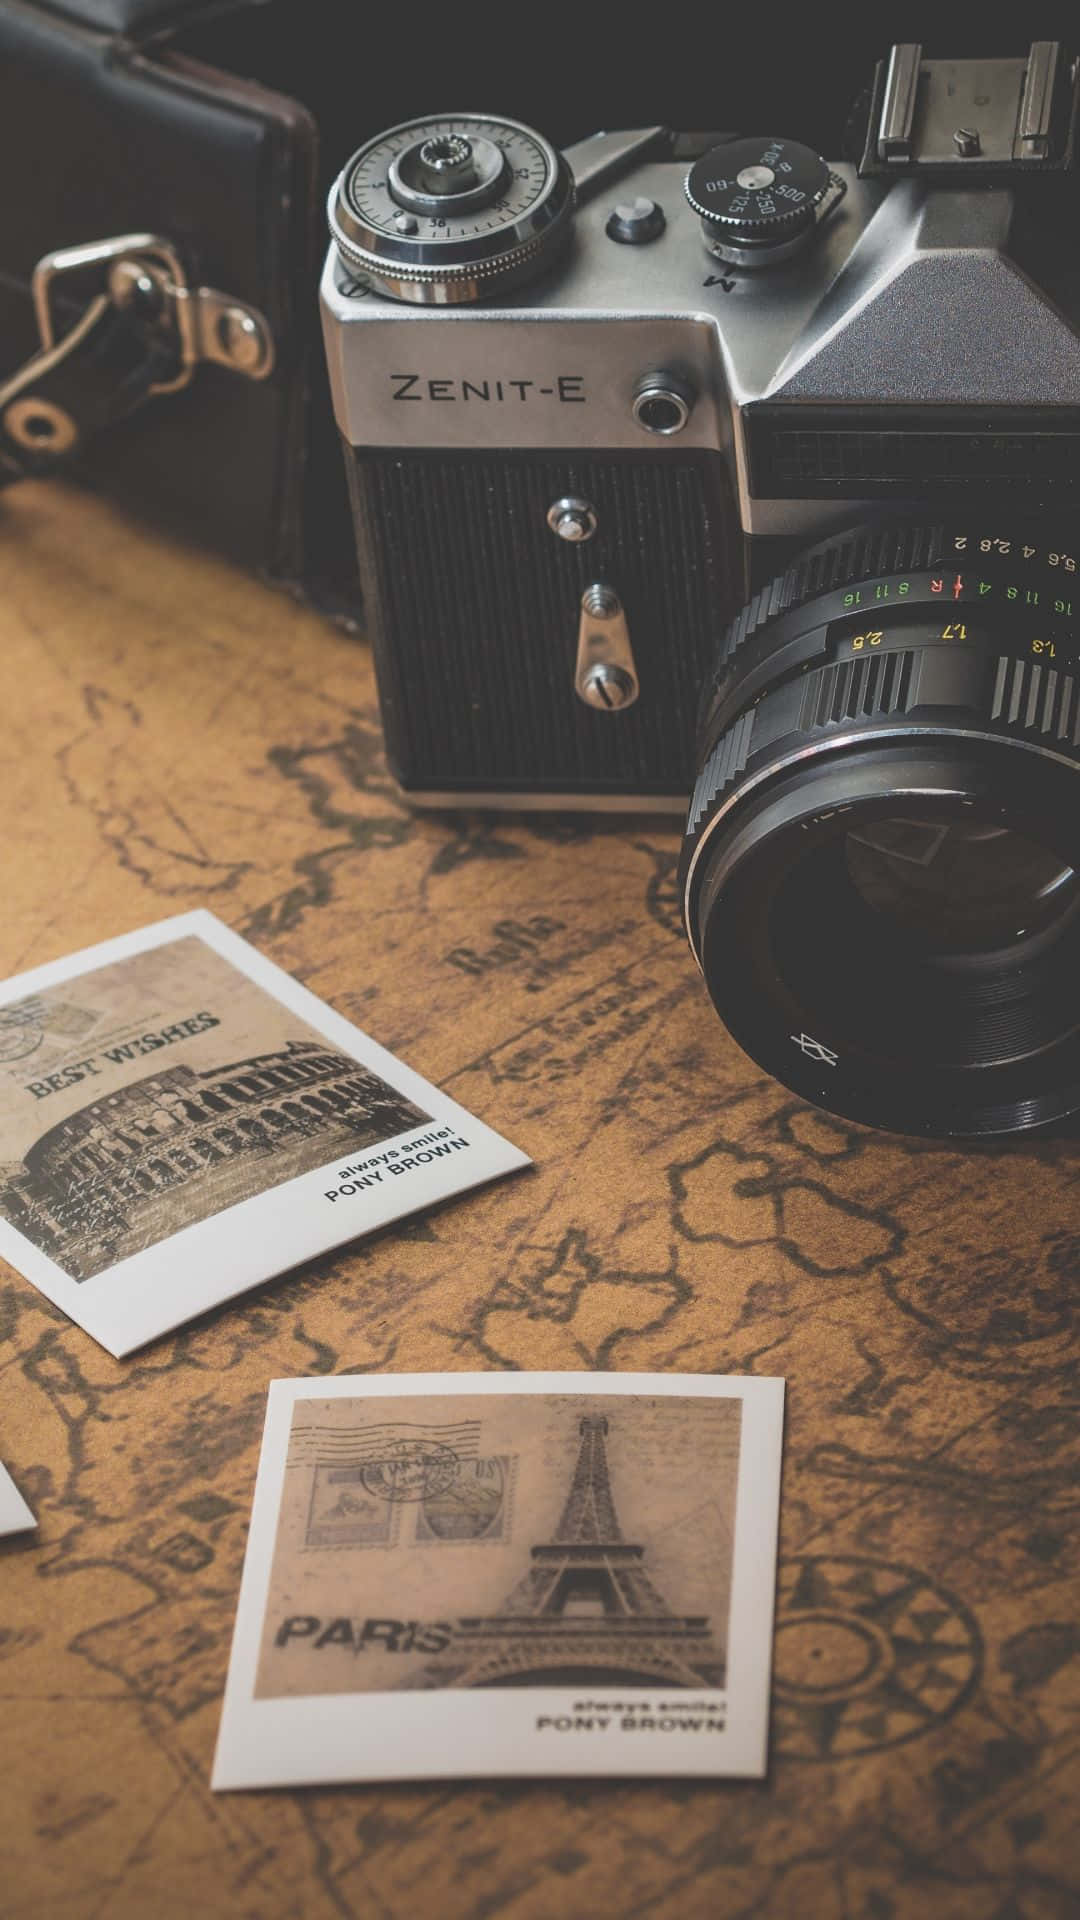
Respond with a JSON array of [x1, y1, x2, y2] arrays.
[[360, 1439, 460, 1504]]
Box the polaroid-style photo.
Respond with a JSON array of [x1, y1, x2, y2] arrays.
[[0, 912, 529, 1356], [0, 1463, 36, 1536], [213, 1371, 785, 1787]]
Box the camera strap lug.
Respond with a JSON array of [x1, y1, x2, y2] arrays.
[[0, 234, 274, 487]]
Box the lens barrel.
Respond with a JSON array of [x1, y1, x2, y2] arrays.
[[680, 523, 1080, 1138]]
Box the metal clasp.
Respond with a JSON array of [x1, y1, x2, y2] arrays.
[[32, 233, 275, 391]]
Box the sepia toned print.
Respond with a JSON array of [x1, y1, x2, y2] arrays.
[[0, 936, 429, 1281], [256, 1391, 741, 1697]]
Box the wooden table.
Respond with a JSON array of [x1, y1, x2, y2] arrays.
[[1, 478, 1077, 1919]]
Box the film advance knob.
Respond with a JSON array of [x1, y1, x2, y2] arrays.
[[685, 136, 832, 268]]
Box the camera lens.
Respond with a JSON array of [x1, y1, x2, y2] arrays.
[[680, 523, 1080, 1137]]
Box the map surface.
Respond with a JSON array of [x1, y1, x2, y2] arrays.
[[1, 481, 1077, 1917]]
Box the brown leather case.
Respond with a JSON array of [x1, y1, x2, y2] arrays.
[[0, 1, 331, 590]]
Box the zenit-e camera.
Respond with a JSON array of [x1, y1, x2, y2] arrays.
[[322, 43, 1080, 1139]]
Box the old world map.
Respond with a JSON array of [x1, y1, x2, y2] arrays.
[[0, 480, 1077, 1917]]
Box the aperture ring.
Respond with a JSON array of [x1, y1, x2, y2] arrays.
[[700, 542, 1080, 757], [714, 522, 947, 680]]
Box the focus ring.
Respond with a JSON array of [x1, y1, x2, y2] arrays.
[[687, 709, 756, 833], [990, 654, 1080, 743], [796, 646, 920, 732], [693, 626, 1080, 864]]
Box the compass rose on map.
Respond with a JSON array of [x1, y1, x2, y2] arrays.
[[772, 1554, 981, 1758]]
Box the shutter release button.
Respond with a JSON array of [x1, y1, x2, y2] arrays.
[[606, 197, 666, 244]]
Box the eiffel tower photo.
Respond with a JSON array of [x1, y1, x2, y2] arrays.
[[412, 1413, 726, 1690]]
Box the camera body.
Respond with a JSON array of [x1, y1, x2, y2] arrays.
[[321, 47, 1080, 808]]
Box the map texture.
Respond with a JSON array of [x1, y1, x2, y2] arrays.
[[0, 480, 1077, 1918]]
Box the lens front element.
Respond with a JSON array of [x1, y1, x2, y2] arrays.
[[844, 816, 1077, 959]]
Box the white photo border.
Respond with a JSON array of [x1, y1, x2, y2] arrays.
[[212, 1371, 786, 1788]]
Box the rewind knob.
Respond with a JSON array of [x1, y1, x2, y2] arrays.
[[329, 113, 574, 304], [685, 136, 837, 268]]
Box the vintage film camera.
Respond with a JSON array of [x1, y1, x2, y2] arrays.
[[322, 44, 1080, 1141]]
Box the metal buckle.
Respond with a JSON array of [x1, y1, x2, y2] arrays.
[[32, 233, 275, 392]]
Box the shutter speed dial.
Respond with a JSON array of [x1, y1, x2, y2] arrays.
[[329, 114, 575, 304], [685, 136, 841, 267]]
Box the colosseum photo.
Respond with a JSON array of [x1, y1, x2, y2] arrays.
[[0, 1040, 430, 1281]]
